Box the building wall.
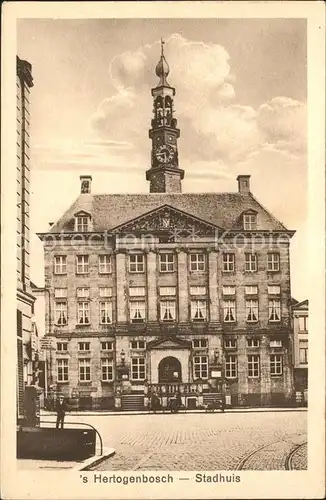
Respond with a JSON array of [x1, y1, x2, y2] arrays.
[[17, 57, 35, 421], [292, 302, 308, 398], [43, 231, 294, 406]]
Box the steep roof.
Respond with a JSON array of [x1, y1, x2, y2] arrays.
[[292, 299, 309, 310], [48, 191, 290, 234]]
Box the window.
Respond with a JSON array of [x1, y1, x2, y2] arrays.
[[76, 216, 90, 232], [245, 286, 258, 295], [222, 286, 236, 295], [193, 339, 208, 349], [270, 340, 282, 348], [269, 300, 281, 322], [270, 355, 283, 376], [223, 300, 236, 322], [159, 286, 176, 296], [298, 316, 308, 331], [243, 213, 257, 230], [248, 355, 260, 378], [54, 288, 67, 298], [99, 255, 112, 274], [191, 300, 207, 322], [245, 253, 257, 272], [131, 357, 146, 380], [101, 359, 113, 381], [78, 342, 90, 352], [268, 285, 281, 295], [130, 340, 146, 350], [246, 300, 259, 322], [129, 254, 144, 273], [193, 356, 208, 379], [79, 358, 91, 382], [101, 341, 113, 351], [57, 342, 68, 351], [129, 287, 146, 297], [159, 253, 175, 272], [225, 339, 237, 349], [55, 301, 67, 325], [99, 287, 113, 298], [247, 339, 260, 348], [100, 301, 113, 324], [225, 355, 237, 378], [160, 301, 176, 322], [223, 253, 235, 272], [77, 302, 90, 324], [77, 287, 90, 299], [189, 253, 205, 272], [267, 253, 280, 272], [76, 255, 89, 274], [190, 286, 207, 296], [130, 301, 146, 323], [57, 359, 68, 382], [54, 256, 67, 274], [299, 340, 308, 364]]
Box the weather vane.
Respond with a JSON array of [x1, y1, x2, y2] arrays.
[[161, 37, 165, 56]]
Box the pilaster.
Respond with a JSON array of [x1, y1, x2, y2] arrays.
[[116, 252, 127, 323], [177, 249, 188, 323]]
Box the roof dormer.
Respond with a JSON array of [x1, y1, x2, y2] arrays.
[[74, 210, 92, 232], [242, 209, 258, 230]]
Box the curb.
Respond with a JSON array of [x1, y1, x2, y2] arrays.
[[75, 447, 115, 471], [41, 407, 307, 417]]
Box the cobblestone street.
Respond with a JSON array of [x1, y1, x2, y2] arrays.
[[43, 410, 307, 471]]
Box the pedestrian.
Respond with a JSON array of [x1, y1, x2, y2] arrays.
[[55, 395, 66, 429]]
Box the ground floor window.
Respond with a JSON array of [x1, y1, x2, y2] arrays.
[[79, 358, 91, 381], [101, 359, 113, 381], [57, 359, 68, 382], [248, 355, 260, 378], [225, 355, 237, 378], [270, 355, 283, 376], [193, 355, 208, 379], [131, 357, 146, 380]]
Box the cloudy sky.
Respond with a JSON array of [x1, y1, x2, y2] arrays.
[[17, 18, 307, 299]]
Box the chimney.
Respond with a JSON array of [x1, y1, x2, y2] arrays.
[[237, 175, 251, 195], [80, 175, 92, 194]]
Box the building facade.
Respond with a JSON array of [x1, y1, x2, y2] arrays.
[[16, 56, 36, 420], [292, 299, 308, 405], [38, 45, 295, 410]]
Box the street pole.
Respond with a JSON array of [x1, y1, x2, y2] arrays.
[[44, 350, 48, 399]]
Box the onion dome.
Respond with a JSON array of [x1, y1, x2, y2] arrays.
[[155, 38, 170, 86]]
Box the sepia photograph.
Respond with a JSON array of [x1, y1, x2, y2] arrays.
[[1, 2, 325, 499]]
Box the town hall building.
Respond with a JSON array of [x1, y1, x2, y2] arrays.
[[38, 43, 295, 410]]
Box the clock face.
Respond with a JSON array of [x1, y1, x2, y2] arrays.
[[154, 144, 175, 164]]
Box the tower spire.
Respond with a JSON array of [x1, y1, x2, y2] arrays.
[[146, 40, 184, 193]]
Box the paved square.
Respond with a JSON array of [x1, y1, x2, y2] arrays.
[[44, 410, 307, 471]]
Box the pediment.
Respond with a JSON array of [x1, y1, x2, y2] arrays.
[[111, 204, 220, 236], [147, 335, 192, 350], [74, 210, 91, 217]]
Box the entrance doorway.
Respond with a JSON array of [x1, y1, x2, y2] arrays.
[[158, 356, 182, 383]]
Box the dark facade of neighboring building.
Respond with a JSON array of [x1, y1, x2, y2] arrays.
[[17, 56, 36, 420], [38, 45, 295, 410]]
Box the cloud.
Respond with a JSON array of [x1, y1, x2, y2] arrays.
[[89, 35, 306, 176], [257, 97, 307, 154], [34, 35, 306, 178]]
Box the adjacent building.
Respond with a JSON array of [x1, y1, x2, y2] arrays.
[[16, 56, 36, 420], [38, 44, 295, 410], [292, 299, 308, 405]]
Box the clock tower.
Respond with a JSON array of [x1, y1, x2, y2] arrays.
[[146, 39, 185, 193]]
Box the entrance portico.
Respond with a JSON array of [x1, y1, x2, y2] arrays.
[[147, 336, 192, 384]]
